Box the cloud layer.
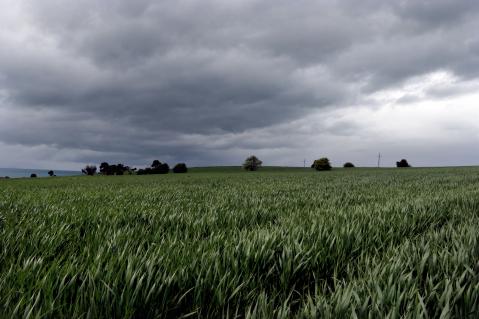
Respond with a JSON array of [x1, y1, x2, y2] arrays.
[[1, 0, 479, 169]]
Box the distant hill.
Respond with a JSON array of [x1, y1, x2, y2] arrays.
[[0, 168, 80, 178]]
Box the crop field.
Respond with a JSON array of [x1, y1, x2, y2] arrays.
[[1, 167, 479, 318]]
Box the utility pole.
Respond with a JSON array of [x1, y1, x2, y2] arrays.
[[377, 153, 381, 168], [303, 159, 306, 168]]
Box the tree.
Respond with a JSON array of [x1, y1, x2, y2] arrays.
[[100, 162, 111, 175], [343, 162, 355, 168], [48, 170, 55, 176], [151, 160, 161, 169], [82, 165, 97, 176], [173, 163, 188, 173], [396, 159, 411, 168], [114, 164, 125, 175], [243, 155, 262, 171], [312, 158, 332, 171], [99, 162, 132, 175], [157, 163, 169, 174], [137, 161, 169, 175], [150, 160, 169, 173], [30, 173, 37, 178], [152, 162, 169, 174]]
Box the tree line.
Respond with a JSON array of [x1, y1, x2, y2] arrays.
[[81, 161, 188, 176], [80, 156, 412, 176], [243, 156, 411, 171]]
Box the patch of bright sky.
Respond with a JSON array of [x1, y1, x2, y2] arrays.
[[369, 70, 458, 104]]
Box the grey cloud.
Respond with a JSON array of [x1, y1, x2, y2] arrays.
[[1, 0, 479, 167], [392, 0, 478, 30], [395, 94, 422, 104]]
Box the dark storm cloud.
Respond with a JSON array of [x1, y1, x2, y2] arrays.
[[392, 0, 477, 29], [1, 0, 479, 167]]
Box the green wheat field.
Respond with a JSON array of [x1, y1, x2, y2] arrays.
[[1, 167, 479, 318]]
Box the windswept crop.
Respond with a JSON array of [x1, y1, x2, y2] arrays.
[[1, 167, 478, 318]]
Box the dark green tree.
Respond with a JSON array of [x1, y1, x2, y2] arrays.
[[151, 160, 161, 169], [137, 161, 169, 175], [396, 159, 411, 168], [243, 155, 262, 171], [99, 162, 111, 175], [312, 158, 332, 171], [82, 165, 97, 176], [173, 163, 188, 173], [99, 162, 132, 175]]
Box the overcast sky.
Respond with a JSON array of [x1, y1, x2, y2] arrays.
[[1, 0, 479, 170]]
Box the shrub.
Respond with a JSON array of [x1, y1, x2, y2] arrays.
[[30, 173, 37, 178], [82, 165, 97, 176], [396, 159, 411, 168], [312, 158, 332, 171], [173, 163, 188, 173], [137, 168, 149, 175], [48, 170, 55, 176], [243, 155, 262, 171], [343, 162, 355, 168]]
